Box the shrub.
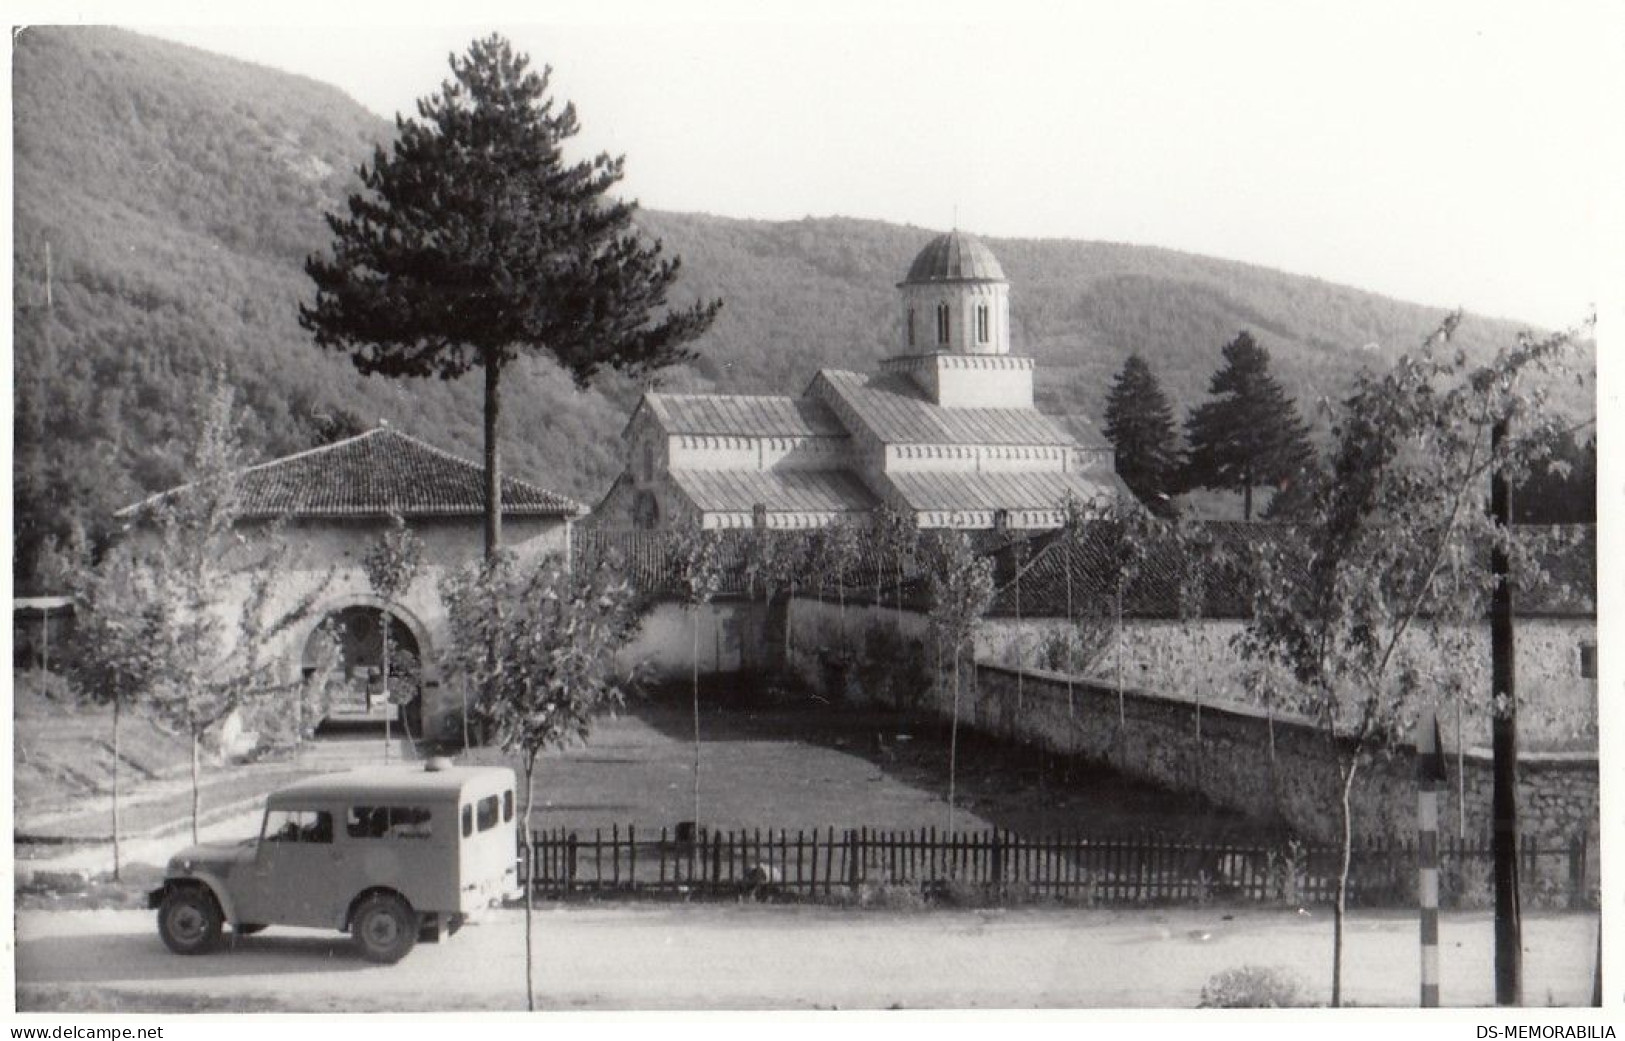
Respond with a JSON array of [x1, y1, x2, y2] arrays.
[[1198, 965, 1309, 1008], [1442, 856, 1493, 910]]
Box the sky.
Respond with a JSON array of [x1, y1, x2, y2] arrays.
[[17, 1, 1623, 329]]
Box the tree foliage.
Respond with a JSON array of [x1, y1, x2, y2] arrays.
[[437, 547, 642, 1011], [73, 384, 332, 842], [1236, 312, 1590, 1006], [301, 33, 721, 555], [1183, 331, 1315, 520], [1103, 354, 1183, 517], [921, 530, 994, 831]]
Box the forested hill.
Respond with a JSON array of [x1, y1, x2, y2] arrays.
[[11, 26, 1592, 592]]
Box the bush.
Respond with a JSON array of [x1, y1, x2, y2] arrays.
[[1442, 856, 1493, 910], [1198, 965, 1309, 1008]]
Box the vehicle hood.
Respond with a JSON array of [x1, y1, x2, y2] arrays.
[[165, 839, 255, 876]]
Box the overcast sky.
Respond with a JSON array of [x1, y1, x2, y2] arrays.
[[39, 2, 1625, 328]]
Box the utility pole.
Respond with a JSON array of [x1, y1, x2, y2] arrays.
[[1490, 416, 1522, 1006]]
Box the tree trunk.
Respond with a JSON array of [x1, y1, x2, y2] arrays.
[[382, 614, 392, 764], [692, 608, 702, 830], [483, 355, 504, 559], [523, 759, 537, 1012], [112, 693, 122, 881], [1064, 538, 1075, 718], [947, 647, 961, 834], [190, 730, 201, 846], [1243, 482, 1254, 522], [1115, 585, 1125, 728], [1331, 758, 1358, 1007], [462, 675, 471, 754]]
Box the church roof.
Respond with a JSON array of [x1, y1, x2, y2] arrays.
[[882, 470, 1123, 514], [668, 468, 877, 515], [901, 231, 1007, 285], [118, 427, 581, 521], [634, 393, 846, 438], [812, 369, 1092, 447]]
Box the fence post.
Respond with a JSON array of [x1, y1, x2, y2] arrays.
[[566, 832, 578, 897], [1569, 833, 1588, 911], [846, 828, 860, 890], [991, 830, 1004, 889]]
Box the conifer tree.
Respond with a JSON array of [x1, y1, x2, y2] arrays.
[[1102, 354, 1182, 518], [1182, 331, 1314, 520], [302, 34, 721, 557]]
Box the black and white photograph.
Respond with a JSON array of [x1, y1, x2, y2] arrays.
[[5, 0, 1617, 1023]]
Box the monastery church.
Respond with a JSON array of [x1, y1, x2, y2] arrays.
[[592, 231, 1128, 532]]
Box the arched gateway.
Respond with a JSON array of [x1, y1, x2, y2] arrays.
[[115, 427, 581, 748], [298, 596, 437, 736]]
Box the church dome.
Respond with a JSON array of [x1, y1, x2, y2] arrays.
[[901, 231, 1006, 285]]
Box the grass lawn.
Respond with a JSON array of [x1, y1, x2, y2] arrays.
[[456, 694, 1273, 841]]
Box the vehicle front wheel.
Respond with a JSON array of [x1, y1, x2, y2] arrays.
[[352, 893, 417, 964], [158, 886, 223, 955]]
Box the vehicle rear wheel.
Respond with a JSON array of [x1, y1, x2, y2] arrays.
[[352, 893, 417, 964], [158, 886, 223, 955]]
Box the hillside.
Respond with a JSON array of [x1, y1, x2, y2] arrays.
[[11, 27, 1593, 591]]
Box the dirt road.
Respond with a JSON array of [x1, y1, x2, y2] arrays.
[[13, 905, 1599, 1011]]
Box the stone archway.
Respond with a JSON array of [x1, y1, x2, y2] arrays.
[[297, 595, 438, 735]]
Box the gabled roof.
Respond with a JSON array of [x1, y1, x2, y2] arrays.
[[811, 369, 1098, 447], [668, 468, 877, 515], [631, 393, 847, 439], [117, 428, 581, 522]]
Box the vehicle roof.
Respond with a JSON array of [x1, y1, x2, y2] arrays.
[[266, 765, 515, 806]]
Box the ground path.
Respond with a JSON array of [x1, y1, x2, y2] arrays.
[[13, 905, 1599, 1011]]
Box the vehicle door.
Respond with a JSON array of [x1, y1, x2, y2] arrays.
[[246, 805, 339, 928]]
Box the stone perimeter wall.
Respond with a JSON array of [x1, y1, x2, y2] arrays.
[[781, 598, 1599, 852]]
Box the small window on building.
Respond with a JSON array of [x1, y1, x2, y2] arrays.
[[503, 790, 514, 822], [976, 304, 989, 344], [642, 443, 655, 482], [462, 804, 473, 838], [936, 303, 950, 345], [907, 308, 916, 348]]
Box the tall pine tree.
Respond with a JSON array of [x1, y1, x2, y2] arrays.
[[1183, 331, 1314, 520], [302, 35, 721, 557], [1102, 354, 1182, 518]]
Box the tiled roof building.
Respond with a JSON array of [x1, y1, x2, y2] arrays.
[[593, 231, 1128, 532], [118, 427, 582, 522]]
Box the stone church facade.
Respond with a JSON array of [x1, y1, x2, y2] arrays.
[[591, 232, 1127, 532]]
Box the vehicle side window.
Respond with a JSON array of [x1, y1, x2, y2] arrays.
[[462, 805, 473, 838], [503, 790, 514, 822], [476, 795, 499, 832], [347, 805, 433, 840], [265, 809, 333, 844]]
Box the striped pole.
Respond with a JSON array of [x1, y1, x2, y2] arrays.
[[1418, 708, 1449, 1007]]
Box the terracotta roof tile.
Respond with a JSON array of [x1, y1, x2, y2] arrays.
[[118, 428, 580, 521]]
